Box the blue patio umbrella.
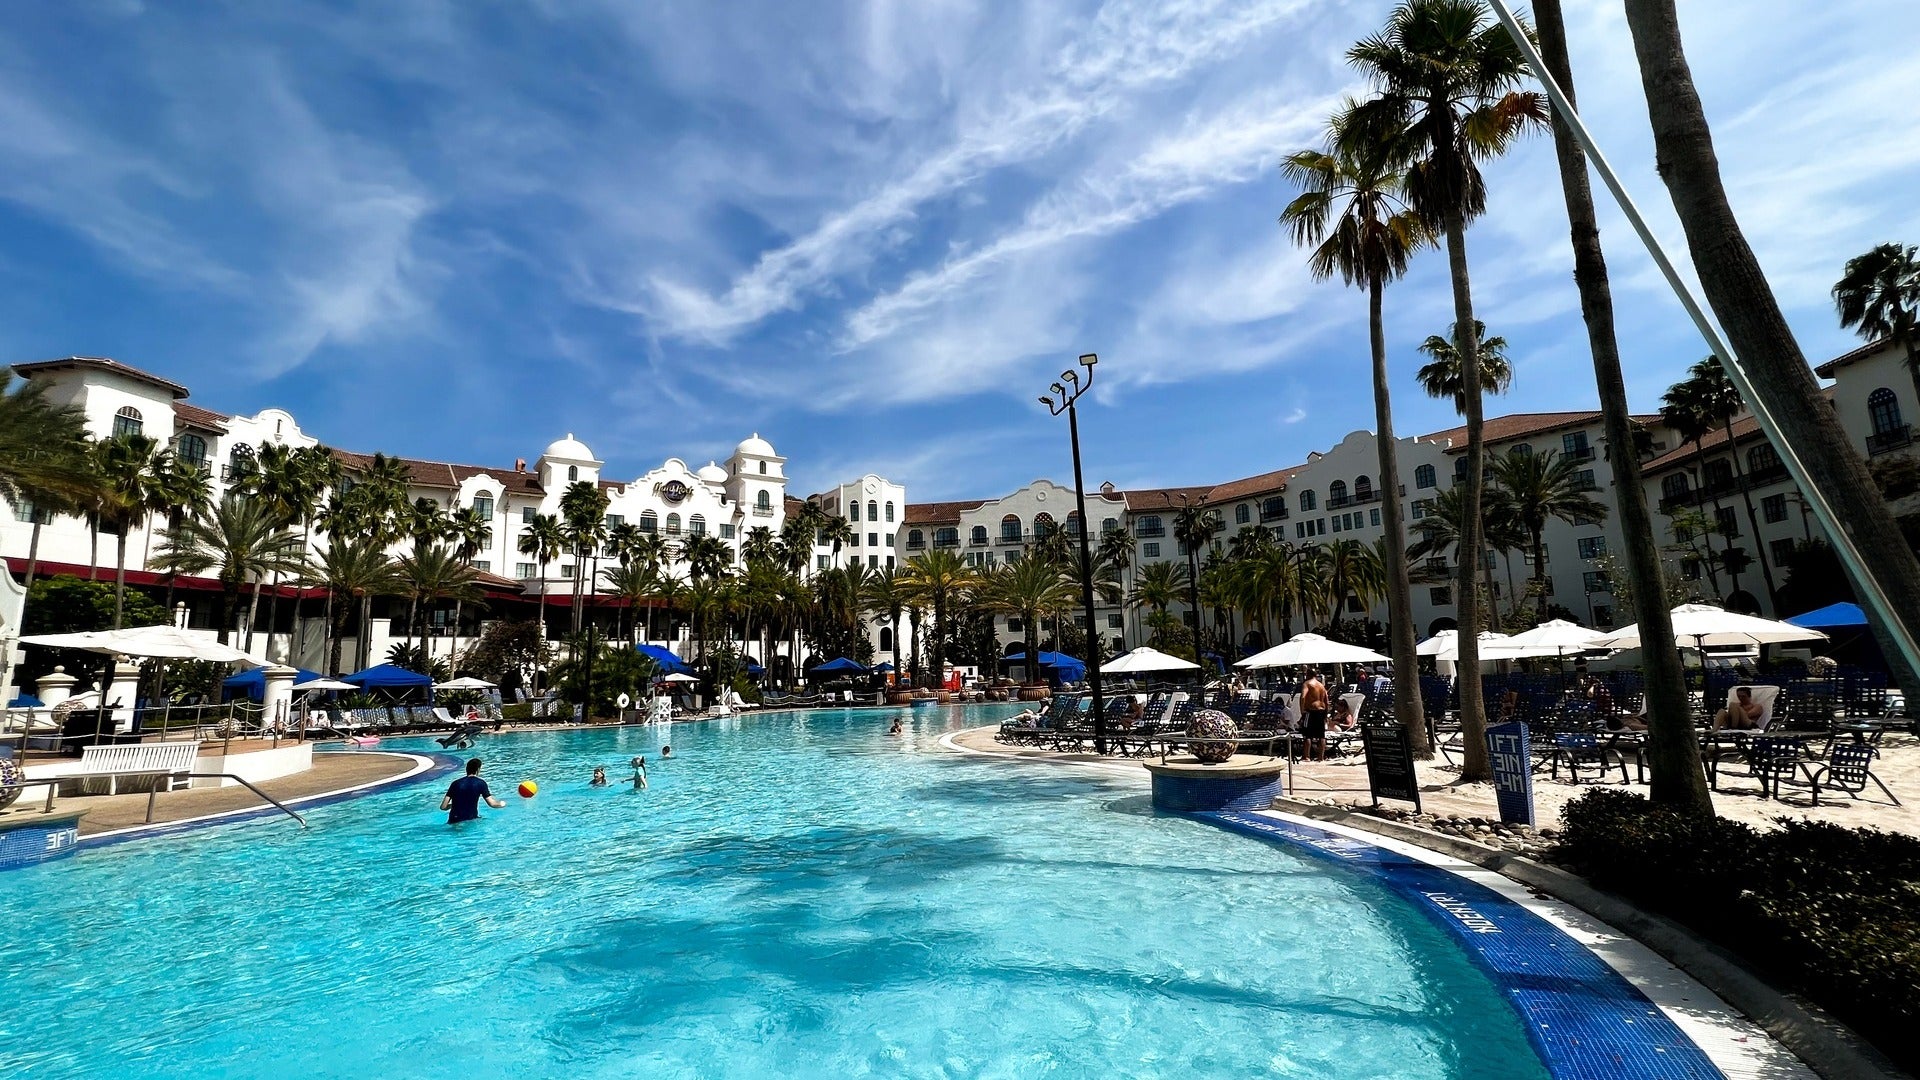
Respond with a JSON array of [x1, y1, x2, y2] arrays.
[[341, 663, 434, 689], [745, 662, 766, 676], [1002, 650, 1087, 683], [7, 694, 42, 708], [633, 643, 692, 675], [222, 665, 323, 703], [874, 662, 895, 673], [809, 657, 867, 675], [1785, 602, 1867, 629]]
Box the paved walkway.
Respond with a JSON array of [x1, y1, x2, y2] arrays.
[[951, 723, 1920, 836], [0, 751, 425, 836]]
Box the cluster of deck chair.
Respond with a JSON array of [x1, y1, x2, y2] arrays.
[[995, 691, 1375, 759], [306, 702, 507, 737]]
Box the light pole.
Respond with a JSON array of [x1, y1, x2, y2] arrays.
[[1040, 353, 1106, 755]]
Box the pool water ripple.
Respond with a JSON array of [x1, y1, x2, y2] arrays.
[[1, 707, 1550, 1079]]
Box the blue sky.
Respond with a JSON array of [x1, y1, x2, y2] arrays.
[[2, 0, 1917, 502]]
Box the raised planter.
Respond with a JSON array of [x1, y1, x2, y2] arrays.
[[887, 691, 914, 706], [1017, 686, 1051, 702]]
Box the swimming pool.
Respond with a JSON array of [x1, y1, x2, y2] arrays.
[[0, 706, 1566, 1078]]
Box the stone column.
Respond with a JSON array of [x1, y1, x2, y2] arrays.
[[261, 664, 298, 737], [104, 661, 141, 733], [35, 666, 76, 708]]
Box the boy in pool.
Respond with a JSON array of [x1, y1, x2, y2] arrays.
[[661, 745, 672, 759], [440, 758, 506, 823], [630, 755, 649, 789], [888, 718, 903, 736], [590, 766, 608, 787]]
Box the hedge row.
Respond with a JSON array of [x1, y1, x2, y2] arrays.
[[1554, 789, 1919, 1072]]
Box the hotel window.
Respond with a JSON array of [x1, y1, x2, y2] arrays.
[[1143, 542, 1160, 558], [1065, 513, 1081, 536], [1430, 586, 1452, 605], [1328, 480, 1347, 505], [1593, 605, 1613, 626], [1562, 431, 1590, 457], [1870, 387, 1903, 434], [666, 513, 682, 535], [885, 533, 894, 547], [1354, 476, 1373, 500], [1415, 464, 1436, 489], [1703, 459, 1732, 488], [971, 525, 987, 546], [937, 527, 959, 547], [472, 560, 490, 574], [720, 523, 735, 539], [886, 502, 895, 522], [516, 561, 536, 579], [1137, 514, 1163, 537], [1007, 618, 1024, 633], [887, 555, 894, 569], [1583, 571, 1612, 595], [473, 495, 494, 519], [1236, 504, 1250, 524], [1576, 536, 1607, 559], [759, 462, 767, 475], [1771, 538, 1795, 566], [689, 515, 707, 536], [603, 513, 623, 527], [1108, 614, 1123, 629], [849, 502, 860, 521], [868, 532, 878, 547], [1455, 457, 1471, 480], [639, 511, 657, 533], [1412, 499, 1432, 520], [568, 466, 578, 482], [756, 491, 771, 511], [1512, 443, 1533, 457], [1762, 493, 1787, 523], [908, 529, 925, 548], [1001, 515, 1022, 541], [560, 564, 575, 578], [1748, 444, 1781, 474], [1296, 523, 1306, 539], [1714, 506, 1739, 537], [1574, 469, 1596, 491], [522, 507, 537, 523], [112, 406, 143, 438], [818, 555, 829, 570], [175, 433, 207, 467], [1299, 490, 1316, 511], [1101, 517, 1119, 534], [14, 498, 49, 524], [869, 555, 879, 568], [1369, 508, 1380, 527], [1661, 474, 1690, 500], [867, 500, 878, 521], [851, 532, 860, 547]]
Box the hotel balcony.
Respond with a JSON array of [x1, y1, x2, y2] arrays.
[[1868, 425, 1913, 456], [1565, 445, 1596, 462], [1258, 506, 1288, 523], [969, 535, 989, 546], [932, 536, 960, 549], [1136, 526, 1166, 538]]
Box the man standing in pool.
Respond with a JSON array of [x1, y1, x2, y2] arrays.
[[440, 758, 506, 823]]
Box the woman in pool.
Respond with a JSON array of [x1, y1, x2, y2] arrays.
[[630, 756, 648, 789]]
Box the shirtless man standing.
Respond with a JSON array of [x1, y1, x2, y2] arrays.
[[1300, 670, 1330, 762]]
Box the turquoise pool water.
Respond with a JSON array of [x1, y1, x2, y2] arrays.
[[0, 707, 1550, 1079]]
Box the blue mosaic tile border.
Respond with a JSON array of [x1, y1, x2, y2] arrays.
[[0, 816, 80, 869], [1150, 771, 1282, 812], [74, 751, 460, 851], [1204, 811, 1723, 1080]]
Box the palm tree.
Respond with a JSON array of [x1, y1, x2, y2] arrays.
[[1282, 136, 1433, 751], [740, 525, 780, 568], [1096, 526, 1136, 646], [518, 512, 567, 638], [599, 561, 657, 645], [154, 496, 309, 646], [980, 559, 1078, 686], [631, 531, 674, 644], [1343, 0, 1546, 782], [1664, 357, 1781, 607], [1128, 560, 1190, 622], [396, 543, 484, 659], [1659, 376, 1726, 595], [901, 550, 976, 688], [0, 376, 98, 509], [559, 480, 610, 638], [93, 433, 170, 628], [1407, 484, 1521, 627], [1317, 538, 1387, 627], [680, 533, 734, 585], [447, 504, 493, 651], [306, 538, 399, 673], [350, 453, 414, 544], [153, 452, 214, 614], [862, 567, 908, 671], [1489, 449, 1607, 617], [1172, 498, 1220, 660], [822, 514, 856, 567], [1416, 321, 1513, 412], [1834, 242, 1920, 405], [1622, 0, 1920, 807]]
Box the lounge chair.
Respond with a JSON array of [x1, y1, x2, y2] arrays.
[[1548, 731, 1628, 784], [1809, 743, 1899, 805], [1741, 736, 1814, 800]]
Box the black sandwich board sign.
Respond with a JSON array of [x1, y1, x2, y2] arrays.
[[1360, 722, 1421, 812], [1485, 721, 1536, 827]]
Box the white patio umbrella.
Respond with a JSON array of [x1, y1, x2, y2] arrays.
[[1414, 629, 1518, 662], [1237, 633, 1388, 669], [1497, 619, 1610, 659], [434, 676, 499, 690], [1594, 604, 1828, 651], [657, 672, 699, 683], [1103, 646, 1202, 674], [293, 677, 360, 691], [20, 624, 253, 663]]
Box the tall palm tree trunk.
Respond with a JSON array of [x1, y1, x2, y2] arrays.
[[24, 519, 44, 597], [1624, 0, 1920, 713], [1722, 414, 1780, 610], [244, 581, 263, 653], [1441, 204, 1491, 782], [322, 590, 336, 674], [112, 530, 131, 628], [88, 516, 101, 581], [1687, 444, 1723, 595], [1530, 529, 1549, 619], [358, 593, 373, 672], [1367, 281, 1427, 752]]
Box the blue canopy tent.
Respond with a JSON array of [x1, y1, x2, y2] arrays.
[[745, 662, 766, 677], [222, 665, 323, 703], [1001, 650, 1086, 685], [633, 644, 693, 676], [7, 694, 43, 708], [873, 662, 895, 673], [1786, 602, 1867, 628], [809, 657, 867, 676], [342, 663, 434, 693]]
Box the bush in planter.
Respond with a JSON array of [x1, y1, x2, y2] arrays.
[[1554, 790, 1920, 1070]]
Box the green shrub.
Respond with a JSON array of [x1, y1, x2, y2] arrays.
[[500, 703, 533, 722], [1555, 790, 1920, 1071]]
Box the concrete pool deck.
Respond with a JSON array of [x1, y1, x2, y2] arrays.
[[942, 722, 1854, 1080]]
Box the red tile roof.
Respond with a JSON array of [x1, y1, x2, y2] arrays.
[[1204, 464, 1308, 503], [903, 499, 985, 525], [1639, 389, 1831, 475], [171, 402, 231, 432], [329, 448, 545, 495], [1118, 485, 1217, 511], [1812, 338, 1892, 378], [11, 356, 191, 398]]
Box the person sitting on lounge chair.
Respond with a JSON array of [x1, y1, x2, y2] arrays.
[[1714, 686, 1763, 731], [1328, 697, 1356, 733]]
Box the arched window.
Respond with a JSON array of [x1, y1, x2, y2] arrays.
[[1661, 474, 1691, 500], [1033, 513, 1055, 538], [1747, 444, 1781, 474], [936, 526, 959, 547], [1704, 459, 1733, 488], [1869, 388, 1903, 434], [1000, 514, 1021, 541], [880, 627, 894, 652], [665, 513, 682, 536], [867, 500, 878, 521], [568, 465, 578, 482], [1454, 457, 1471, 480], [1415, 464, 1436, 489], [971, 525, 988, 546], [1101, 517, 1119, 534], [1512, 443, 1533, 456], [174, 433, 207, 468], [112, 406, 143, 438], [689, 515, 707, 536], [908, 529, 925, 549], [1303, 488, 1320, 511], [1354, 476, 1373, 500], [1065, 512, 1081, 536], [885, 501, 895, 522], [758, 461, 766, 475], [226, 444, 255, 481], [849, 501, 860, 521], [1329, 481, 1348, 506], [1235, 504, 1250, 524], [756, 490, 771, 510], [640, 511, 658, 534], [1264, 496, 1284, 519], [1138, 514, 1162, 535]]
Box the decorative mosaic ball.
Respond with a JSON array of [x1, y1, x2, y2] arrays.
[[0, 755, 21, 811], [1186, 709, 1239, 764]]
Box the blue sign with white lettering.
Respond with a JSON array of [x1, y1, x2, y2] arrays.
[[1485, 721, 1534, 827]]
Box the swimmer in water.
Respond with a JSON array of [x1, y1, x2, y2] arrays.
[[660, 745, 672, 759], [590, 766, 608, 787], [630, 755, 648, 790], [888, 718, 903, 736]]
